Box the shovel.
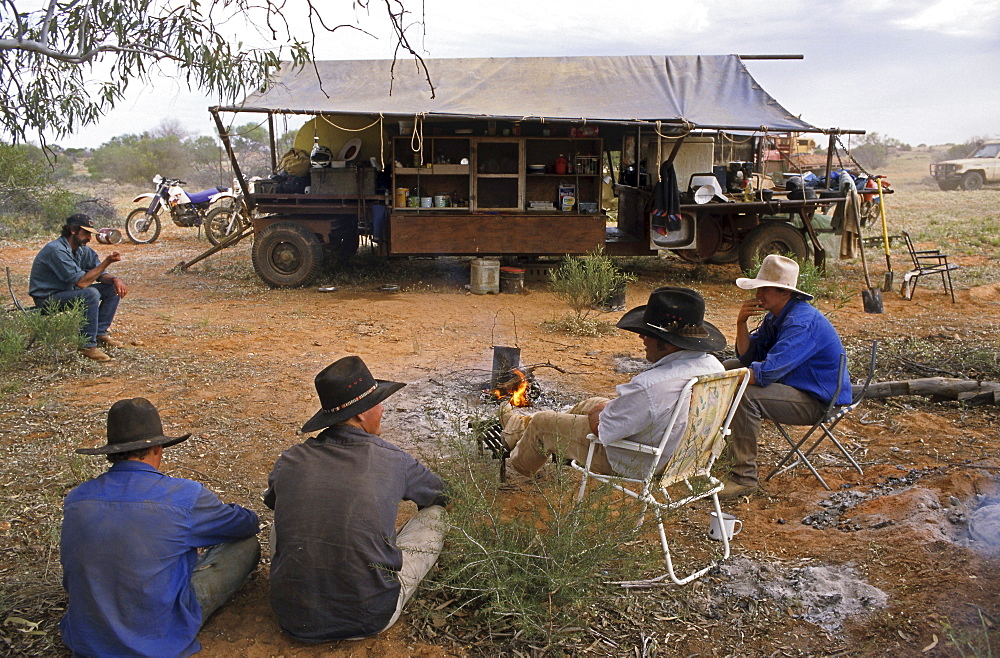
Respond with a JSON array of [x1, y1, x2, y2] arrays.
[[857, 228, 884, 313], [876, 178, 894, 291]]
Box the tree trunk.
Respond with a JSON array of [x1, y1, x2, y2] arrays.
[[855, 377, 1000, 405]]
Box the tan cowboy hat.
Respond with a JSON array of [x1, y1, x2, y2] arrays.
[[616, 287, 726, 351], [301, 356, 405, 433], [76, 398, 190, 455], [735, 254, 813, 300]]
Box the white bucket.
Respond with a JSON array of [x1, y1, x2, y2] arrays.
[[470, 258, 500, 295]]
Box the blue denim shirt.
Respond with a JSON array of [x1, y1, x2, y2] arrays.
[[738, 297, 852, 405], [60, 461, 260, 657], [28, 236, 99, 298]]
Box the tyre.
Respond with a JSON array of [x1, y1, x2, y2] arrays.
[[738, 222, 808, 272], [960, 171, 984, 191], [205, 206, 246, 246], [705, 216, 740, 264], [859, 198, 880, 228], [251, 221, 324, 288], [937, 180, 960, 191], [125, 208, 162, 244]]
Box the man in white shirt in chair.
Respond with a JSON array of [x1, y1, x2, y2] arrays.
[[500, 287, 726, 478]]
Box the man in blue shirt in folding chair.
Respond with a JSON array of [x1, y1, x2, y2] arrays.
[[721, 255, 852, 500]]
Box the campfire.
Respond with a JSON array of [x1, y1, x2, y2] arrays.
[[486, 367, 536, 407]]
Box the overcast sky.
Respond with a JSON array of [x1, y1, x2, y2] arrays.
[[59, 0, 999, 149]]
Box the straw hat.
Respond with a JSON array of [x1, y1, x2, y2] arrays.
[[735, 254, 813, 300]]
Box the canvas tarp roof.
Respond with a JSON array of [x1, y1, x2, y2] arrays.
[[222, 55, 820, 134]]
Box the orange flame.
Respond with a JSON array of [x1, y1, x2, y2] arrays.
[[490, 368, 532, 407]]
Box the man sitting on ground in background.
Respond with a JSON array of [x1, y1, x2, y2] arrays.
[[501, 287, 726, 478], [720, 254, 852, 500], [29, 213, 128, 362], [60, 398, 261, 656], [265, 356, 448, 642]]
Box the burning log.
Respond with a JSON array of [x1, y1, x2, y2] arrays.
[[487, 367, 536, 407]]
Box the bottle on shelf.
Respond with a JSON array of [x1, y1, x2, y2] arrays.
[[555, 154, 568, 175]]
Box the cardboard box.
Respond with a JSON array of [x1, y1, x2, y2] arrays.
[[310, 168, 376, 195]]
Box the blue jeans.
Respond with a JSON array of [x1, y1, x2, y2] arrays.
[[191, 536, 261, 624], [38, 282, 120, 347]]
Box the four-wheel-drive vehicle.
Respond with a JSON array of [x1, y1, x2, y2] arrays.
[[930, 141, 1000, 191], [202, 55, 868, 288]]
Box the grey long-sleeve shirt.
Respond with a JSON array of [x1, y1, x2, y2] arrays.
[[263, 424, 445, 642]]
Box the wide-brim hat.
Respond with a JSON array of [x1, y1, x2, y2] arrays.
[[76, 398, 190, 455], [735, 254, 813, 300], [301, 356, 405, 433], [616, 286, 726, 351], [66, 213, 99, 234]]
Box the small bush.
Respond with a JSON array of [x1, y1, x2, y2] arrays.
[[542, 314, 618, 337], [548, 248, 636, 318], [418, 414, 652, 645], [0, 302, 86, 372]]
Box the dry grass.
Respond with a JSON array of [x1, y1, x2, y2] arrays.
[[2, 150, 998, 656]]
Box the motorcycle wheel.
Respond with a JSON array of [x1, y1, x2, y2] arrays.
[[205, 206, 247, 246], [125, 208, 162, 244]]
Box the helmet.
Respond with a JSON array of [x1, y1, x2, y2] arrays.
[[310, 144, 333, 168]]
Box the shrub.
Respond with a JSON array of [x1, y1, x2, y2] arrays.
[[548, 248, 636, 318], [0, 302, 86, 373], [417, 413, 653, 645]]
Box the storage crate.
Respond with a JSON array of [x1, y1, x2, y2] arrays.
[[310, 167, 376, 195], [524, 262, 558, 282]]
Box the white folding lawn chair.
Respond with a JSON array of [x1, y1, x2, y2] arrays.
[[570, 368, 750, 586]]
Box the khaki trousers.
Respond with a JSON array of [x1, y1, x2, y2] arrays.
[[723, 360, 825, 486], [503, 397, 615, 476]]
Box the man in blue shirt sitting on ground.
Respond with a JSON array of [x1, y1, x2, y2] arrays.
[[721, 254, 852, 500], [29, 213, 128, 362], [60, 398, 261, 657]]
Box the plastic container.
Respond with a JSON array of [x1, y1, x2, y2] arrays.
[[395, 188, 409, 207], [470, 258, 500, 295], [420, 196, 433, 208], [499, 267, 525, 294]]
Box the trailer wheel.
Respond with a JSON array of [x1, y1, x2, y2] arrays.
[[738, 222, 808, 272], [706, 217, 740, 264], [252, 221, 324, 288]]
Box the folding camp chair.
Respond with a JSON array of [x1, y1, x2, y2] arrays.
[[6, 266, 34, 314], [900, 231, 959, 302], [570, 368, 750, 586], [764, 341, 877, 490]]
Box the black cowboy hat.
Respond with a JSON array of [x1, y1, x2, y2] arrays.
[[76, 398, 191, 455], [301, 356, 405, 433], [616, 287, 726, 351]]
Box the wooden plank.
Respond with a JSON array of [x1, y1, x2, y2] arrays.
[[389, 213, 606, 255]]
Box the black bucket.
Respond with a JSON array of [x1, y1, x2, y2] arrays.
[[499, 267, 525, 294], [491, 346, 521, 387]]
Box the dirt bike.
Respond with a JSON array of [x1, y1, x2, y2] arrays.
[[202, 177, 260, 246], [126, 175, 229, 244], [856, 174, 891, 227]]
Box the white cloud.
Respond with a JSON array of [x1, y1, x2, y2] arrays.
[[892, 0, 1000, 38]]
